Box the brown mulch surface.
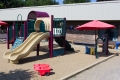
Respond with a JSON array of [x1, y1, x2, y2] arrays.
[[0, 42, 117, 80]]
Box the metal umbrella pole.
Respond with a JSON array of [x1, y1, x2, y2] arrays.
[[95, 30, 99, 58]]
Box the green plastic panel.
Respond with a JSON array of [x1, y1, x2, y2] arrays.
[[53, 48, 64, 57], [27, 20, 47, 35], [9, 26, 13, 40], [39, 21, 46, 32], [21, 24, 24, 37], [14, 23, 19, 37], [27, 19, 66, 37], [53, 18, 66, 36], [27, 20, 36, 36]]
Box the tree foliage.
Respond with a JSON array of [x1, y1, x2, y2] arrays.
[[0, 0, 58, 9], [0, 0, 25, 8], [0, 2, 4, 8], [25, 0, 58, 6], [63, 0, 90, 4]]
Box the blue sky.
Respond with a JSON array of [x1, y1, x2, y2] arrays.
[[90, 0, 97, 2], [56, 0, 63, 4], [56, 0, 97, 4]]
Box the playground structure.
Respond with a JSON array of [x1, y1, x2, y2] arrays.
[[6, 14, 25, 49], [3, 11, 74, 64]]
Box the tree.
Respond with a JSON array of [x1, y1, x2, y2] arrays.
[[0, 0, 58, 9], [63, 0, 90, 4], [25, 0, 58, 6], [0, 2, 4, 8], [24, 0, 35, 6], [0, 0, 25, 9]]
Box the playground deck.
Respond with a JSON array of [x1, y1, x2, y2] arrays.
[[0, 42, 117, 80]]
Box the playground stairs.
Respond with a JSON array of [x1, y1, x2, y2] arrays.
[[11, 37, 24, 50]]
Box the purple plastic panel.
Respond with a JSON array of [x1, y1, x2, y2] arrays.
[[50, 15, 54, 58], [7, 26, 9, 49], [63, 18, 66, 55], [24, 21, 27, 40], [13, 22, 15, 42], [27, 11, 49, 19]]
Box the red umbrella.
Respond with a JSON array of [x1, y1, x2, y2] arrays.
[[75, 20, 115, 30], [0, 21, 8, 26], [75, 20, 115, 58]]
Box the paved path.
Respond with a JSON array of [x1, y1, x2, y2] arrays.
[[69, 55, 120, 80]]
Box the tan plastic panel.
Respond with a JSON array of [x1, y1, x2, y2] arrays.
[[34, 18, 51, 31]]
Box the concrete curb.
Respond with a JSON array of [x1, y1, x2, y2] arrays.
[[59, 54, 116, 80]]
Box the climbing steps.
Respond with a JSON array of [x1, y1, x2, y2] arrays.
[[11, 37, 24, 50]]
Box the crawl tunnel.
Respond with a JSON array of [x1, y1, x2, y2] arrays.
[[34, 18, 51, 32]]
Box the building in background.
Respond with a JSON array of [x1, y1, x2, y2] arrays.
[[0, 1, 120, 43]]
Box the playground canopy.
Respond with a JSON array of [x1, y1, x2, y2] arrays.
[[75, 20, 115, 58], [0, 21, 8, 26]]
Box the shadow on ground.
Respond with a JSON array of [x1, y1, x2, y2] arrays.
[[19, 52, 50, 64], [19, 45, 78, 64], [0, 69, 35, 80], [97, 51, 116, 57], [19, 51, 78, 64], [85, 50, 116, 58], [34, 44, 60, 52], [64, 50, 80, 55]]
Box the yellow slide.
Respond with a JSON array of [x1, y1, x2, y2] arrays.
[[3, 32, 49, 63]]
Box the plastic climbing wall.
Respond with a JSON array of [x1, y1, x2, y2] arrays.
[[11, 37, 24, 50]]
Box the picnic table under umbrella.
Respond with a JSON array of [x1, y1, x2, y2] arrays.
[[75, 20, 115, 58]]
